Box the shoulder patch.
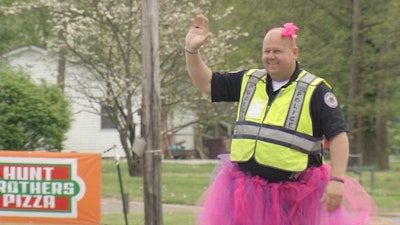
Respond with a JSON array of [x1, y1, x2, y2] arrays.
[[324, 92, 338, 108]]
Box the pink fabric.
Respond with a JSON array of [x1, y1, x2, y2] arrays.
[[196, 154, 377, 225], [282, 22, 299, 40]]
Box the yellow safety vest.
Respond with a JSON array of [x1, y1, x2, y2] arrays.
[[230, 69, 328, 172]]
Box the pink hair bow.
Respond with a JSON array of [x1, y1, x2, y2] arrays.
[[282, 22, 299, 40]]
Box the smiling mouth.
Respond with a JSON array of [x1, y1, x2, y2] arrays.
[[268, 63, 279, 67]]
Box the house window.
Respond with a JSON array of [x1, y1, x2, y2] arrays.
[[101, 105, 117, 129]]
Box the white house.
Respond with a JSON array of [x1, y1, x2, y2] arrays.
[[1, 46, 134, 157], [1, 46, 197, 158]]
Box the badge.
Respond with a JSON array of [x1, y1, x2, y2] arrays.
[[324, 92, 338, 108]]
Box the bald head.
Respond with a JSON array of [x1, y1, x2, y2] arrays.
[[264, 28, 296, 48], [261, 27, 299, 81]]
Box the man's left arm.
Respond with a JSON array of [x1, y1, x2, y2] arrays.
[[311, 82, 349, 212], [328, 132, 349, 180], [320, 131, 349, 212]]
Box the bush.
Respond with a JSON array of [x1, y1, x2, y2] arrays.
[[0, 67, 72, 150]]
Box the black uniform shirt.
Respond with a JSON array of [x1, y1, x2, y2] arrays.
[[210, 63, 348, 181]]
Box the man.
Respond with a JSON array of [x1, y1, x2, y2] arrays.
[[186, 14, 375, 225]]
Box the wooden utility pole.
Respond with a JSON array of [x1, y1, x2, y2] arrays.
[[141, 0, 163, 224]]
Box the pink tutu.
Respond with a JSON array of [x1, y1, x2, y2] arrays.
[[196, 154, 377, 225]]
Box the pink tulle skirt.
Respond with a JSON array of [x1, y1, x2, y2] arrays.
[[196, 154, 377, 225]]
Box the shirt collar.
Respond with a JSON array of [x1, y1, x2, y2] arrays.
[[267, 62, 301, 91]]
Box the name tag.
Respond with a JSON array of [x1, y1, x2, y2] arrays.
[[248, 102, 264, 118]]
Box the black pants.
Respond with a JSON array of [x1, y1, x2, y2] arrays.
[[238, 154, 323, 182]]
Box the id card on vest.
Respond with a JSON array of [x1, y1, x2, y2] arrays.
[[247, 102, 264, 119]]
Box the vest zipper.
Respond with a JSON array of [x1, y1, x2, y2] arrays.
[[253, 104, 271, 155]]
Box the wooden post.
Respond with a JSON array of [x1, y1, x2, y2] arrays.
[[141, 0, 163, 224]]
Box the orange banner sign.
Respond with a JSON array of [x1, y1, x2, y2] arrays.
[[0, 151, 101, 224]]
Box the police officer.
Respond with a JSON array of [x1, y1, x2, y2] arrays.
[[185, 14, 375, 225]]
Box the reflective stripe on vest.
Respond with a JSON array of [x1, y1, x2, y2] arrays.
[[239, 69, 267, 120], [239, 70, 318, 131], [284, 72, 318, 130], [231, 69, 325, 171], [234, 122, 323, 154]]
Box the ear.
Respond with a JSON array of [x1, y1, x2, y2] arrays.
[[293, 46, 299, 59]]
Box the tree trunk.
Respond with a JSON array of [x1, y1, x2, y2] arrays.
[[363, 124, 377, 164], [141, 0, 163, 224], [128, 153, 143, 176], [377, 112, 389, 170], [349, 0, 362, 154], [376, 2, 390, 170], [57, 21, 67, 92]]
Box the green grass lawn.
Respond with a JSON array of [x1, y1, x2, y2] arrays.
[[356, 156, 400, 214], [101, 156, 400, 224], [102, 160, 214, 204]]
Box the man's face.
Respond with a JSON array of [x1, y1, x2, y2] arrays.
[[262, 29, 298, 81]]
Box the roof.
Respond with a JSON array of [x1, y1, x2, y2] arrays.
[[1, 46, 47, 59]]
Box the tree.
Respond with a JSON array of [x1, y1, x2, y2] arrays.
[[5, 0, 398, 170], [158, 0, 248, 149], [0, 0, 52, 54], [213, 0, 400, 169], [349, 0, 362, 157], [0, 67, 72, 150], [359, 0, 400, 169], [1, 0, 247, 175], [295, 0, 400, 169]]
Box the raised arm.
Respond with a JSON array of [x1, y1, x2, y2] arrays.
[[185, 14, 213, 95]]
